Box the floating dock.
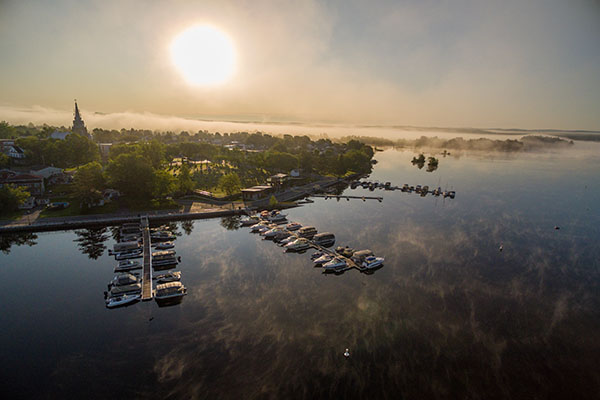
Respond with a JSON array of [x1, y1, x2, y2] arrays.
[[311, 194, 383, 202], [141, 216, 153, 301]]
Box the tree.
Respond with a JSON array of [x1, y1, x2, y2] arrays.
[[153, 169, 176, 198], [105, 153, 155, 200], [0, 153, 10, 168], [72, 161, 105, 207], [177, 163, 195, 194], [0, 185, 30, 213], [219, 172, 241, 196]]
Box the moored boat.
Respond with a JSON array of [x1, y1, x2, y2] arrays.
[[154, 270, 181, 284], [106, 293, 140, 308], [284, 238, 311, 252], [114, 259, 142, 272], [362, 256, 385, 269], [286, 222, 302, 231], [313, 232, 335, 247], [155, 281, 187, 300], [323, 257, 347, 271]]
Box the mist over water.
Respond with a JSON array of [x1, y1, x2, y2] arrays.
[[0, 147, 599, 399]]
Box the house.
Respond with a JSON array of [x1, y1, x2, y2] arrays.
[[241, 185, 273, 201], [0, 139, 25, 160], [0, 170, 45, 195], [267, 173, 289, 185], [29, 166, 63, 180]]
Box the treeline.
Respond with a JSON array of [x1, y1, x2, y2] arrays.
[[339, 135, 574, 152]]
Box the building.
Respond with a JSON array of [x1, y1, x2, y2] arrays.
[[241, 185, 273, 201], [0, 170, 45, 195], [0, 139, 25, 160], [29, 166, 63, 179], [72, 100, 92, 140], [50, 131, 72, 140]]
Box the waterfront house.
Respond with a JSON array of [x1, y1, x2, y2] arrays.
[[0, 170, 45, 195], [0, 139, 25, 160], [241, 185, 273, 201]]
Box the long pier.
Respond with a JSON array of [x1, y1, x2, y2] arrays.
[[141, 216, 153, 301], [311, 194, 383, 202]]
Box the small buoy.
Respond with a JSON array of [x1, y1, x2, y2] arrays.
[[344, 348, 350, 358], [499, 244, 503, 252], [149, 317, 154, 321], [554, 226, 560, 230]]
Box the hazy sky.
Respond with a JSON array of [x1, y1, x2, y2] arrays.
[[0, 0, 599, 130]]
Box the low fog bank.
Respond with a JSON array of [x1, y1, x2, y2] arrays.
[[340, 135, 576, 152], [1, 105, 598, 142]]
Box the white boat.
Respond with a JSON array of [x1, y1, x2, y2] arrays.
[[240, 216, 260, 226], [154, 270, 181, 284], [284, 238, 311, 252], [286, 222, 302, 231], [108, 272, 140, 288], [268, 213, 287, 223], [153, 241, 175, 250], [323, 257, 347, 271], [114, 259, 142, 272], [155, 281, 187, 300], [351, 249, 373, 264], [310, 251, 325, 260], [150, 231, 176, 241], [273, 231, 292, 243], [278, 236, 295, 246], [297, 226, 317, 239], [313, 232, 336, 247], [362, 256, 385, 269], [108, 282, 142, 296], [106, 293, 140, 308], [250, 222, 269, 232], [314, 254, 333, 264], [262, 227, 285, 239]]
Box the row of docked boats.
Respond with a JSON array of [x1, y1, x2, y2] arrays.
[[104, 222, 187, 309], [350, 180, 456, 198], [241, 210, 385, 274]]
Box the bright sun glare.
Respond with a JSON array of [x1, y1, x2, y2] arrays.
[[170, 25, 236, 86]]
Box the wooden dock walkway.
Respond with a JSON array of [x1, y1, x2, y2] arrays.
[[311, 194, 383, 202], [141, 216, 153, 301]]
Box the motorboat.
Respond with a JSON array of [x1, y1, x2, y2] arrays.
[[284, 238, 311, 252], [351, 249, 374, 264], [108, 273, 140, 288], [286, 222, 302, 231], [314, 254, 333, 264], [112, 241, 141, 253], [273, 231, 292, 243], [268, 212, 287, 223], [108, 282, 142, 296], [153, 241, 175, 250], [323, 257, 347, 271], [114, 259, 142, 272], [262, 227, 285, 239], [152, 250, 178, 267], [421, 186, 429, 196], [432, 187, 441, 196], [114, 249, 143, 261], [415, 185, 422, 193], [447, 190, 456, 199], [150, 231, 176, 241], [106, 293, 140, 309], [240, 216, 260, 226], [155, 281, 187, 300], [335, 246, 355, 258], [154, 270, 181, 284], [297, 226, 317, 239], [401, 184, 409, 192], [310, 251, 325, 260], [313, 232, 335, 247], [362, 256, 385, 269], [278, 236, 296, 246], [250, 221, 270, 232]]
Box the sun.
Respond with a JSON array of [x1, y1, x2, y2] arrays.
[[170, 25, 236, 86]]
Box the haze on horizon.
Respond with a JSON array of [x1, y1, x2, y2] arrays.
[[0, 0, 599, 131]]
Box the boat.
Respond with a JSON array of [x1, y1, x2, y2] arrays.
[[284, 238, 311, 252], [351, 249, 374, 264], [262, 227, 285, 239], [240, 215, 260, 226], [310, 251, 325, 260], [273, 231, 292, 243], [250, 221, 270, 232], [314, 254, 333, 264], [108, 272, 140, 288], [113, 241, 141, 253], [362, 256, 385, 269], [323, 257, 347, 271], [335, 246, 355, 258], [106, 293, 141, 309], [114, 259, 142, 272], [153, 241, 175, 250], [447, 190, 456, 199], [415, 185, 422, 193], [150, 231, 176, 241], [114, 249, 143, 261], [154, 270, 181, 284], [152, 250, 178, 267], [267, 212, 287, 223], [313, 232, 335, 247], [278, 236, 296, 246], [401, 184, 409, 192], [297, 226, 317, 239], [421, 185, 429, 196], [155, 281, 187, 300], [286, 222, 302, 231], [433, 187, 441, 196], [108, 282, 142, 296]]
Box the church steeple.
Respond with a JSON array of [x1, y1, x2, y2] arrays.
[[72, 99, 91, 139]]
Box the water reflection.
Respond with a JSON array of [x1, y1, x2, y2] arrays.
[[73, 228, 109, 259], [0, 232, 37, 255], [180, 220, 194, 235], [220, 215, 241, 231]]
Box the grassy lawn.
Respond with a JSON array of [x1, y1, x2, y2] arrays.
[[0, 210, 25, 221]]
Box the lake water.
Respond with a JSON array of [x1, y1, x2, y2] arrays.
[[1, 146, 599, 399]]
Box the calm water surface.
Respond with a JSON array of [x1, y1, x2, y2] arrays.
[[1, 147, 599, 399]]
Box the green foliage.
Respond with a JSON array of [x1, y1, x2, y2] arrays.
[[0, 153, 10, 168], [219, 172, 241, 196], [105, 153, 155, 201], [0, 121, 16, 139], [269, 195, 278, 206], [177, 163, 195, 195], [16, 134, 99, 167], [72, 161, 105, 207], [264, 151, 298, 173], [153, 169, 176, 198], [0, 185, 30, 213]]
